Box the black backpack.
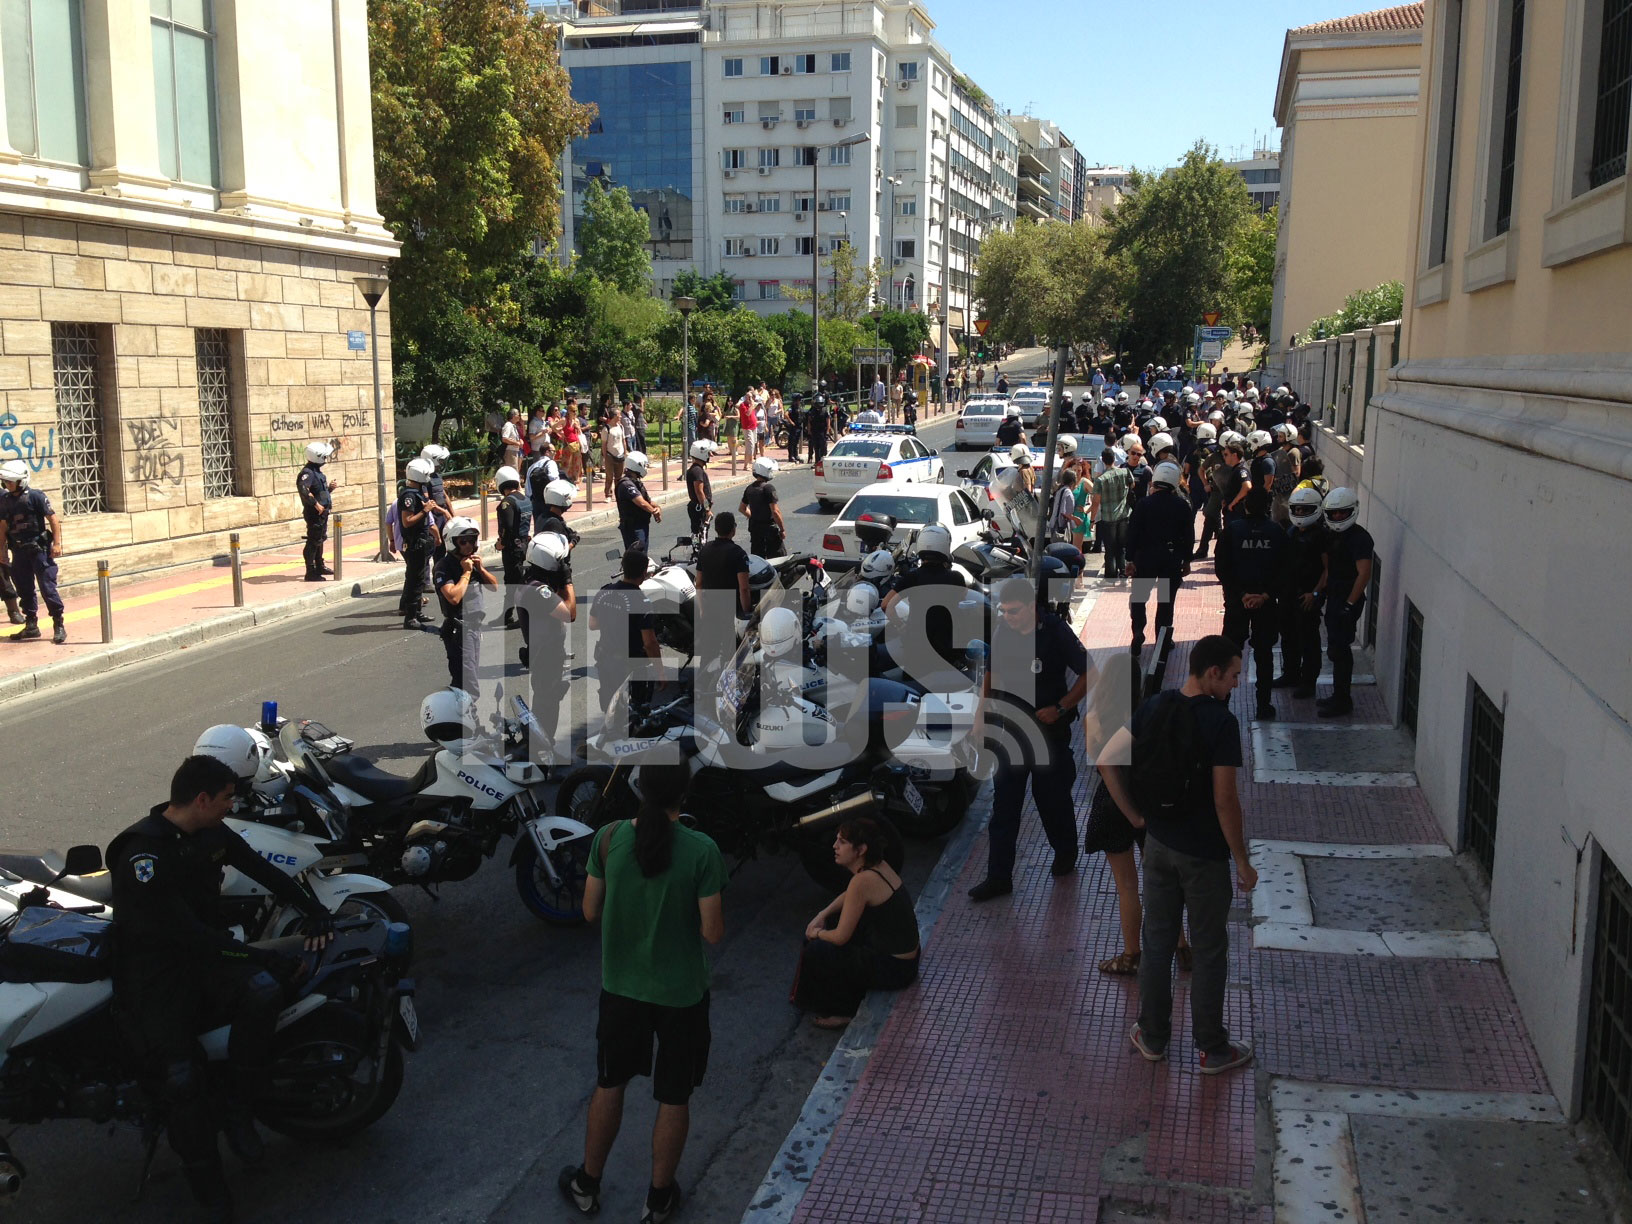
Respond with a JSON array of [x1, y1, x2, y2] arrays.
[[1130, 691, 1205, 819]]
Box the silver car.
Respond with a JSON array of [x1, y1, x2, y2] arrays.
[[954, 397, 1011, 450]]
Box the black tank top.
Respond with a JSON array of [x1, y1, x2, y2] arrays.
[[856, 868, 919, 956]]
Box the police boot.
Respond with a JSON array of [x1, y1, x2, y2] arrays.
[[9, 618, 39, 642], [221, 1102, 265, 1166], [3, 596, 20, 625], [182, 1162, 236, 1223], [50, 617, 64, 645]]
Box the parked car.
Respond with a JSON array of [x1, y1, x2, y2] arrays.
[[813, 425, 946, 510], [818, 481, 990, 568], [953, 397, 1012, 450]]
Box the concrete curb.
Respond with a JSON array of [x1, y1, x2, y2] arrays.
[[0, 474, 763, 705]]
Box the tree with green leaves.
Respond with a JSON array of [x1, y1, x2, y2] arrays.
[[1229, 205, 1277, 337], [670, 268, 738, 313], [873, 308, 932, 369], [661, 308, 785, 395], [976, 219, 1124, 351], [763, 310, 813, 385], [579, 180, 652, 295], [782, 242, 882, 322], [370, 0, 591, 434], [1104, 142, 1253, 362]]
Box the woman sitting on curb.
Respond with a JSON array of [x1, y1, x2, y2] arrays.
[[792, 818, 920, 1029]]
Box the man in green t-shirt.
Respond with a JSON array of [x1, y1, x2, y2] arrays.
[[560, 763, 727, 1223]]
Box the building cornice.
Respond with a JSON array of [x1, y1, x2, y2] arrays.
[[1275, 28, 1423, 125]]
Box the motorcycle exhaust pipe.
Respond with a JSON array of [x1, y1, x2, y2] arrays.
[[0, 1139, 25, 1197], [795, 791, 878, 830]]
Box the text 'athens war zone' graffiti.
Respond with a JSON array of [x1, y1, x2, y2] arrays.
[[0, 411, 54, 473]]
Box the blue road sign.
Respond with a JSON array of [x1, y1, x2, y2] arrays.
[[347, 330, 367, 352]]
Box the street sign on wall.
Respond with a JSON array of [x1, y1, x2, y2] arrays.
[[855, 347, 894, 364], [347, 330, 367, 351]]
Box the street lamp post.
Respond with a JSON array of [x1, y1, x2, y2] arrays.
[[885, 175, 900, 310], [809, 131, 870, 394], [353, 273, 391, 562], [675, 294, 696, 454]]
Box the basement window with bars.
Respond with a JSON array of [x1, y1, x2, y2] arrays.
[[1462, 683, 1504, 879], [1589, 0, 1632, 189], [1586, 850, 1632, 1183], [195, 328, 239, 498], [1401, 600, 1424, 736], [50, 322, 106, 515]]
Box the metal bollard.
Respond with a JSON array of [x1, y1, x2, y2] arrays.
[[480, 486, 490, 540], [660, 452, 669, 490], [586, 478, 594, 511], [229, 534, 244, 606], [97, 560, 112, 643], [731, 446, 738, 475], [331, 513, 343, 582]]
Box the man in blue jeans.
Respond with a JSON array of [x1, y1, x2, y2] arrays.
[[1097, 634, 1258, 1074]]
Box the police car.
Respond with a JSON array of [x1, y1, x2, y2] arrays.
[[812, 424, 945, 510], [818, 481, 989, 568], [954, 396, 1013, 450], [1009, 384, 1053, 426]]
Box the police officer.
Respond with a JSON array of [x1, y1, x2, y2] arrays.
[[397, 457, 438, 630], [996, 411, 1024, 447], [0, 459, 65, 643], [534, 478, 581, 548], [806, 391, 829, 466], [1276, 486, 1329, 699], [969, 575, 1091, 901], [526, 438, 562, 529], [614, 451, 660, 552], [696, 511, 752, 619], [1247, 429, 1277, 506], [109, 754, 333, 1220], [494, 465, 529, 629], [739, 457, 785, 558], [1317, 488, 1373, 719], [1124, 462, 1193, 658], [685, 440, 718, 538], [591, 548, 662, 715], [296, 442, 337, 582], [434, 516, 497, 695], [1216, 488, 1287, 720], [784, 394, 803, 463], [517, 532, 576, 759]]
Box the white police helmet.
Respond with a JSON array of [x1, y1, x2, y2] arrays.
[[494, 465, 522, 488], [1195, 423, 1217, 442], [526, 532, 570, 572], [845, 584, 880, 619], [1150, 416, 1168, 431], [543, 478, 577, 509], [1248, 430, 1274, 451], [421, 687, 479, 752], [420, 444, 451, 469], [1208, 410, 1226, 425], [860, 549, 896, 584], [305, 442, 333, 465], [917, 523, 954, 560], [1147, 432, 1175, 455], [193, 724, 263, 784], [444, 516, 480, 546], [1275, 423, 1298, 442], [405, 458, 434, 484], [0, 459, 27, 487], [1220, 431, 1246, 450], [1115, 390, 1130, 405], [1010, 443, 1033, 465], [752, 456, 780, 479], [623, 451, 650, 478], [1056, 435, 1078, 457], [1152, 462, 1184, 492], [760, 606, 802, 659], [1288, 486, 1324, 528], [689, 440, 719, 462], [1323, 487, 1360, 532]]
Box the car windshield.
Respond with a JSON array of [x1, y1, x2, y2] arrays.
[[840, 494, 941, 525], [829, 440, 892, 459], [963, 406, 1003, 418]]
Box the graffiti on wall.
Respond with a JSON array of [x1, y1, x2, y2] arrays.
[[0, 411, 54, 473], [127, 411, 185, 496]]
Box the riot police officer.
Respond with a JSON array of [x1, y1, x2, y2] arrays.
[[739, 457, 785, 558], [1216, 488, 1288, 720], [397, 458, 438, 630], [0, 459, 64, 643], [534, 478, 581, 548], [494, 465, 530, 629], [517, 532, 577, 760], [1276, 486, 1329, 699], [614, 451, 660, 552], [1317, 488, 1373, 718], [420, 443, 453, 572], [1124, 462, 1193, 659], [685, 440, 718, 537], [806, 391, 829, 465], [109, 754, 333, 1220], [434, 516, 497, 695], [296, 442, 337, 582]]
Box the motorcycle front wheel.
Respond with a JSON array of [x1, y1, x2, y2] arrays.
[[257, 1004, 405, 1140], [514, 837, 591, 926], [261, 890, 408, 942], [555, 764, 635, 828]]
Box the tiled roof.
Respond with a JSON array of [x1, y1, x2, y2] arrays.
[[1291, 3, 1425, 36]]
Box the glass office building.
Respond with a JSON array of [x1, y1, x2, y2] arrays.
[[568, 62, 695, 262]]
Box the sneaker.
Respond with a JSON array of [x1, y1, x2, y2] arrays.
[[1199, 1040, 1254, 1075], [1050, 850, 1078, 877], [558, 1165, 601, 1215], [967, 877, 1013, 902], [641, 1184, 683, 1224], [1130, 1022, 1167, 1063]]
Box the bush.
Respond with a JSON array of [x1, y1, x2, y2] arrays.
[[1304, 280, 1404, 340]]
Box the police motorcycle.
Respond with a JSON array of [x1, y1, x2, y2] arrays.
[[0, 847, 417, 1202], [948, 466, 1081, 616], [632, 535, 778, 657], [249, 690, 596, 926]]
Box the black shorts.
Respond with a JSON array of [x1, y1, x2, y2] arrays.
[[596, 989, 711, 1105]]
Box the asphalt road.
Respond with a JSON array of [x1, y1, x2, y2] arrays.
[[0, 370, 1091, 1224]]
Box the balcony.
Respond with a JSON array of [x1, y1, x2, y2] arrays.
[[1017, 196, 1050, 221]]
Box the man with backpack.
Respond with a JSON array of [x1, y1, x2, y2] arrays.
[[1096, 634, 1257, 1075]]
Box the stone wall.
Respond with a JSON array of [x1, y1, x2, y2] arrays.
[[0, 214, 394, 585]]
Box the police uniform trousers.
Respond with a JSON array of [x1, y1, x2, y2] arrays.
[[688, 503, 710, 537], [8, 545, 62, 619], [1196, 493, 1223, 557], [749, 525, 783, 559], [786, 424, 802, 463], [1324, 597, 1365, 700], [441, 614, 484, 696], [399, 539, 433, 616], [1129, 571, 1180, 655], [1278, 597, 1324, 688], [986, 721, 1078, 884], [1222, 593, 1279, 702], [302, 510, 328, 575]]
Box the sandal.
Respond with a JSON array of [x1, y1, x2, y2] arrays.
[[1098, 951, 1141, 976], [1176, 945, 1193, 973]]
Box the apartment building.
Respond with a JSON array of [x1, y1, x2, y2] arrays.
[[550, 0, 1013, 359], [1078, 165, 1129, 225], [1226, 148, 1282, 213], [0, 0, 397, 583], [1345, 0, 1632, 1175], [1009, 115, 1081, 222]]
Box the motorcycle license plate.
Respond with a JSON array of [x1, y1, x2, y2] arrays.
[[398, 996, 421, 1047], [903, 780, 925, 815]]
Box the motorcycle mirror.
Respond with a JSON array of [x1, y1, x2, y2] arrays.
[[605, 548, 621, 561], [677, 536, 692, 546], [62, 844, 103, 877], [981, 508, 996, 522]]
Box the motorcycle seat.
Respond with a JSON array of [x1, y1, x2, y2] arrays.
[[324, 755, 420, 802], [0, 854, 114, 904]]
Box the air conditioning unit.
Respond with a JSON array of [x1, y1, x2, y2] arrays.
[[742, 203, 756, 212], [759, 166, 773, 175], [833, 117, 845, 127], [762, 119, 776, 129], [744, 250, 756, 257], [794, 212, 806, 222], [898, 79, 912, 90], [781, 65, 793, 74], [816, 202, 830, 211], [796, 119, 810, 129], [724, 168, 737, 178]]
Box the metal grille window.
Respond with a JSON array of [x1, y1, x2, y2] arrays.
[[50, 322, 105, 515], [1589, 0, 1632, 189], [1462, 684, 1504, 879], [195, 328, 237, 499], [1401, 601, 1424, 736], [1493, 0, 1525, 234], [1586, 851, 1632, 1181], [1364, 558, 1381, 649]]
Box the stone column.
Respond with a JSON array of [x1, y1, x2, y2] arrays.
[[80, 0, 170, 200]]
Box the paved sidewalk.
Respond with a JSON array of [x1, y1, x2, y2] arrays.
[[764, 554, 1622, 1222], [0, 461, 777, 701]]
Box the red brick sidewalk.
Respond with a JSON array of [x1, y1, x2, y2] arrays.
[[787, 554, 1550, 1222]]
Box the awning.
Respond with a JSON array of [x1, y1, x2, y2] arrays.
[[948, 308, 966, 330]]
